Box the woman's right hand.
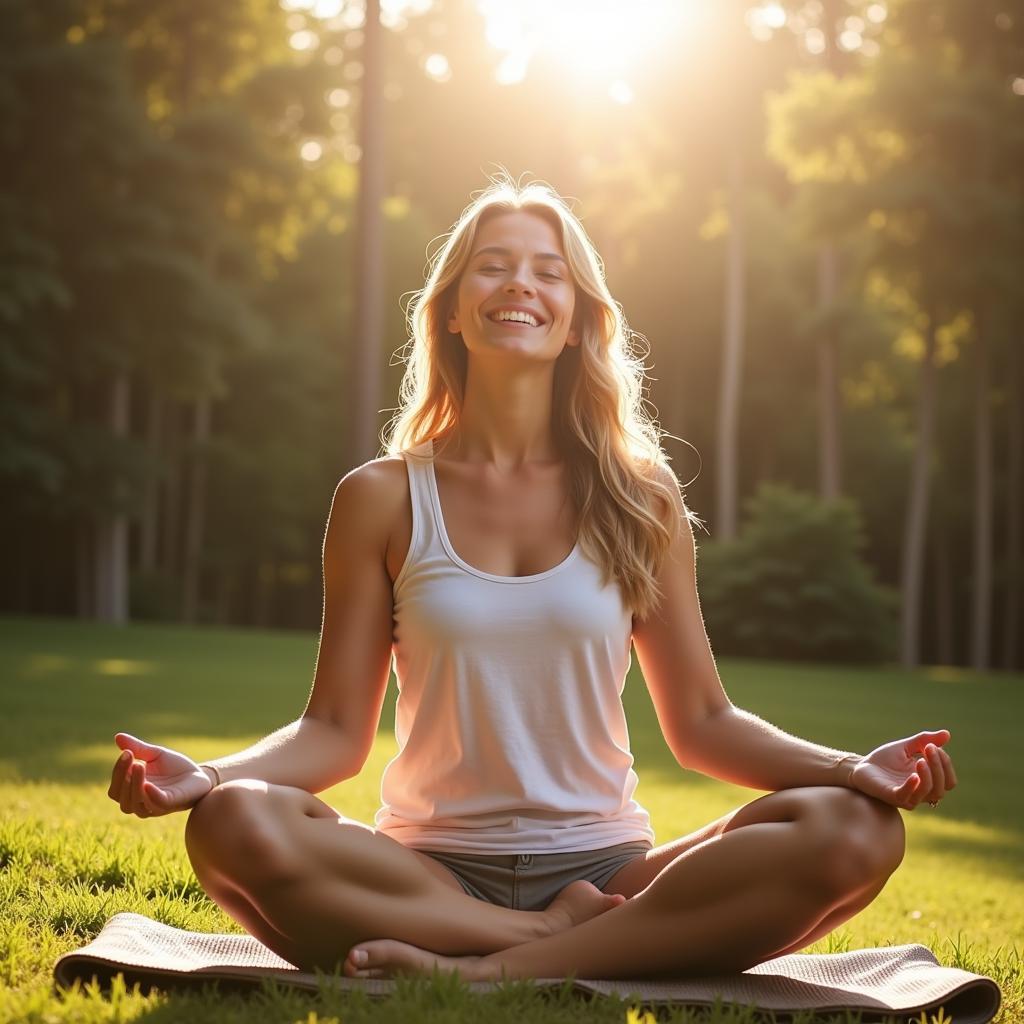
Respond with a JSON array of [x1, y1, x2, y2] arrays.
[[108, 732, 214, 817]]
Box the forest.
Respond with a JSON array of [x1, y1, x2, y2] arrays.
[[1, 0, 1021, 671]]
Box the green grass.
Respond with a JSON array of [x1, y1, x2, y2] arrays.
[[0, 616, 1020, 1023]]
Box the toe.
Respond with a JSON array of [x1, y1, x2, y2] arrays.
[[343, 947, 368, 978]]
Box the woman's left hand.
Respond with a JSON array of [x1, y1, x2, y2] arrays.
[[848, 729, 957, 810]]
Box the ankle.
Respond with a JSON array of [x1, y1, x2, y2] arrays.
[[528, 908, 557, 942], [474, 953, 508, 982]]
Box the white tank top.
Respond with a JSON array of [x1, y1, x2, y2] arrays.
[[373, 439, 654, 854]]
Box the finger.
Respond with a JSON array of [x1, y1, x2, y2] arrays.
[[922, 745, 946, 803], [130, 760, 153, 816], [108, 749, 131, 801], [893, 773, 919, 807], [907, 758, 933, 807], [938, 747, 958, 791], [119, 759, 136, 814]]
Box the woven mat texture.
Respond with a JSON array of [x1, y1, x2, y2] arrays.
[[53, 912, 1002, 1023]]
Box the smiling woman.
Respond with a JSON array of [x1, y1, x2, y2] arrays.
[[448, 214, 578, 362], [106, 174, 955, 986]]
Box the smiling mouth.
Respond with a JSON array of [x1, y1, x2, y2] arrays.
[[487, 310, 544, 328]]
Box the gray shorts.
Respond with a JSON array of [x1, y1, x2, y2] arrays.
[[418, 840, 653, 912]]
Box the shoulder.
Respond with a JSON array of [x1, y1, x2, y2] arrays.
[[326, 455, 410, 550], [643, 461, 680, 493], [640, 461, 694, 539]]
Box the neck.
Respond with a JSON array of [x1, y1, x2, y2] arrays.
[[442, 361, 560, 471]]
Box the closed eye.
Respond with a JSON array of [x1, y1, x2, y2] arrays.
[[478, 264, 561, 280]]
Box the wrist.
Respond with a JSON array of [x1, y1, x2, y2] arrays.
[[831, 753, 861, 788], [199, 764, 222, 790]]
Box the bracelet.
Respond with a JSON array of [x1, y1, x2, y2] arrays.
[[200, 763, 222, 789]]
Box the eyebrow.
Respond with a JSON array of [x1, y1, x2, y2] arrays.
[[471, 245, 567, 265]]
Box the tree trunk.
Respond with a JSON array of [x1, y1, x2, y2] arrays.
[[181, 395, 211, 623], [817, 243, 842, 500], [351, 0, 385, 465], [160, 401, 181, 579], [94, 369, 131, 623], [75, 519, 93, 619], [899, 310, 938, 668], [215, 568, 235, 626], [1003, 334, 1022, 671], [140, 388, 163, 573], [254, 559, 274, 629], [715, 133, 746, 540], [970, 305, 994, 669], [932, 500, 954, 666]]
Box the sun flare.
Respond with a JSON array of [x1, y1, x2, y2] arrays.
[[476, 0, 708, 89]]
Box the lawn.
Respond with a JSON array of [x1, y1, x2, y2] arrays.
[[0, 616, 1020, 1023]]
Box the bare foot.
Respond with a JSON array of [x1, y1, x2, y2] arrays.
[[343, 940, 486, 981], [343, 881, 625, 980], [542, 879, 627, 936]]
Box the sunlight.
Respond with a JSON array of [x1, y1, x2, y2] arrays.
[[92, 658, 157, 677], [289, 28, 319, 50], [283, 0, 434, 27], [423, 52, 452, 82], [23, 653, 72, 676], [477, 0, 707, 88]]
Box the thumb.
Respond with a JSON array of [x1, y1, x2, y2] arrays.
[[142, 780, 174, 811], [115, 733, 162, 760]]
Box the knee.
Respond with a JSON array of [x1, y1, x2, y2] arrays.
[[802, 788, 905, 897], [185, 780, 302, 886]]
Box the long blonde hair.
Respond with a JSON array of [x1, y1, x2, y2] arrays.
[[383, 175, 694, 621]]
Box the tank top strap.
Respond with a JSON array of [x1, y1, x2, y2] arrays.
[[394, 438, 442, 593]]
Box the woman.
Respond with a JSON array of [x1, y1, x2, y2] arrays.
[[108, 177, 955, 982]]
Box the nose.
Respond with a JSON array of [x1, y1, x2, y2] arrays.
[[504, 263, 535, 295]]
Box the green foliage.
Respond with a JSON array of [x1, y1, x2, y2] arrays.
[[0, 0, 1021, 676], [697, 485, 897, 664]]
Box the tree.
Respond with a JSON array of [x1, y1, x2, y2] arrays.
[[351, 0, 386, 463]]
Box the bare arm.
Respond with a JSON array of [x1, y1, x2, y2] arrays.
[[202, 464, 397, 792], [110, 461, 399, 814], [631, 465, 956, 807]]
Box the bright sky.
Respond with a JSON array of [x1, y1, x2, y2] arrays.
[[286, 1, 888, 92], [283, 0, 891, 160], [476, 0, 710, 97]]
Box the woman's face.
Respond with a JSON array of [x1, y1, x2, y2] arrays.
[[448, 209, 579, 363]]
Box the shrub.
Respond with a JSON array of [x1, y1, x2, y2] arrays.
[[696, 484, 897, 664]]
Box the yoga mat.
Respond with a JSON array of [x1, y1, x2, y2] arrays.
[[54, 912, 1002, 1023]]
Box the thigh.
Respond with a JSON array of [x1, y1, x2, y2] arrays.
[[600, 787, 837, 899], [282, 786, 467, 894], [186, 780, 467, 897]]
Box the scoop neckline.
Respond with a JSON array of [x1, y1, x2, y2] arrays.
[[423, 440, 581, 584]]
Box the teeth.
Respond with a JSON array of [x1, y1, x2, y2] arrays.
[[492, 310, 539, 327]]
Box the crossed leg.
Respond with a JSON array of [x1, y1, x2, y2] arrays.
[[346, 786, 906, 980], [184, 780, 623, 971]]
